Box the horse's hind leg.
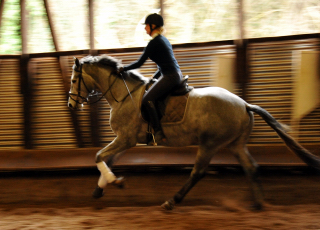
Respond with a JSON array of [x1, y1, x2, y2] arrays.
[[230, 144, 264, 210], [162, 144, 216, 210], [229, 112, 264, 209]]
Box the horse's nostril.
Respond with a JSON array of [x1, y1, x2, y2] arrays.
[[68, 103, 73, 109]]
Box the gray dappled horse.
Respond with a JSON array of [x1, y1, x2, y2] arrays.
[[68, 55, 320, 210]]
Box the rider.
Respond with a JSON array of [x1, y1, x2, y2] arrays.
[[118, 13, 183, 144]]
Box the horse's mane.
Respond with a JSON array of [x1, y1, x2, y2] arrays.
[[80, 55, 148, 83], [80, 55, 122, 69]]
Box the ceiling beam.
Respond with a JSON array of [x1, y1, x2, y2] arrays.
[[89, 0, 94, 50], [20, 0, 27, 54], [43, 0, 59, 51], [0, 0, 5, 32], [237, 0, 245, 40]]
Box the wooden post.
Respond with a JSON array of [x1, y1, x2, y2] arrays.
[[0, 0, 5, 32], [88, 50, 101, 147], [59, 56, 85, 148], [319, 33, 320, 83], [88, 0, 101, 147], [89, 96, 101, 147], [20, 54, 32, 149], [89, 0, 94, 50], [237, 0, 245, 41], [20, 0, 27, 54], [235, 40, 248, 101], [160, 0, 164, 20], [43, 0, 59, 51], [235, 0, 248, 101], [19, 0, 33, 148]]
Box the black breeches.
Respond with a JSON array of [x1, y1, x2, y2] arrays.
[[142, 72, 182, 132], [142, 72, 182, 106]]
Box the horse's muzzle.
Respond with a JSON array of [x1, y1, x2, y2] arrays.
[[68, 101, 83, 110], [68, 102, 75, 109]]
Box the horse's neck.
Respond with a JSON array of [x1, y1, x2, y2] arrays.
[[96, 66, 144, 108]]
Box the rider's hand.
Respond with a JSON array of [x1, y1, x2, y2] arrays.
[[149, 78, 158, 84], [117, 66, 124, 75]]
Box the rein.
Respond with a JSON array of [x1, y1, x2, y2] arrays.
[[69, 64, 143, 106]]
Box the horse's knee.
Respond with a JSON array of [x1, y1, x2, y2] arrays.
[[191, 166, 207, 179], [190, 171, 206, 180], [243, 158, 259, 176], [251, 165, 261, 181]]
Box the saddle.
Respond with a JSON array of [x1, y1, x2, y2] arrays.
[[171, 75, 194, 96], [145, 75, 193, 95], [142, 75, 194, 123]]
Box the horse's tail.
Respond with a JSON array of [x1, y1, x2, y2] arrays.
[[246, 104, 320, 170]]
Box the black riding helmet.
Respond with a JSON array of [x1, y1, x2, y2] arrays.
[[144, 13, 164, 35]]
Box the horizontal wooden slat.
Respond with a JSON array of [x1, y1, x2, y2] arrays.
[[0, 36, 319, 151], [0, 59, 24, 149], [30, 58, 78, 149], [248, 38, 320, 144]]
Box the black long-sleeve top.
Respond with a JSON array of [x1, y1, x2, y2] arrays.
[[124, 35, 180, 79]]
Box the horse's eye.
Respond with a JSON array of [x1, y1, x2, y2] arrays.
[[72, 79, 76, 83]]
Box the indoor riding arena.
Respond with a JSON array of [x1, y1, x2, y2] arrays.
[[1, 0, 320, 229]]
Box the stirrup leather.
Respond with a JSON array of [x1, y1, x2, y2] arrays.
[[147, 131, 157, 146]]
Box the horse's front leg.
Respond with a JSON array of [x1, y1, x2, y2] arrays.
[[93, 137, 134, 198]]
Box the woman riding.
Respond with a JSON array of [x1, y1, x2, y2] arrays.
[[118, 13, 183, 144]]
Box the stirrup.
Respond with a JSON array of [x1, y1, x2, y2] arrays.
[[147, 130, 166, 146]]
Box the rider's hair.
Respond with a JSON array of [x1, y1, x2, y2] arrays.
[[152, 25, 165, 35]]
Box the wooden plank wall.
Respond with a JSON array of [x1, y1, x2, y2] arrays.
[[0, 34, 319, 151]]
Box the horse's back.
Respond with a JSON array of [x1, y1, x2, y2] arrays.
[[165, 86, 251, 146], [192, 86, 244, 101], [188, 87, 247, 116]]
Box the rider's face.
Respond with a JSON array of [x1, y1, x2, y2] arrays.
[[145, 24, 151, 36]]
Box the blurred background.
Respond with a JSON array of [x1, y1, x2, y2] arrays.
[[0, 0, 319, 54]]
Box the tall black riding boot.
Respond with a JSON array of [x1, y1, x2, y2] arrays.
[[146, 101, 166, 145]]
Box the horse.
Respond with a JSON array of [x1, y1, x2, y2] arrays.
[[68, 55, 320, 210]]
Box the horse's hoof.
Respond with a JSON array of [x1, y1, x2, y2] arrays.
[[161, 200, 175, 210], [110, 177, 125, 189], [92, 186, 104, 199]]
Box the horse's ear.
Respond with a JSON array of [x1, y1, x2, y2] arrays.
[[74, 57, 80, 67]]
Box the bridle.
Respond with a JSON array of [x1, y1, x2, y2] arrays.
[[69, 64, 143, 106]]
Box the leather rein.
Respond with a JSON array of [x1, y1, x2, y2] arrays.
[[69, 64, 143, 106]]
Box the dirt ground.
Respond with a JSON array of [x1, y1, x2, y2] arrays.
[[1, 167, 320, 230]]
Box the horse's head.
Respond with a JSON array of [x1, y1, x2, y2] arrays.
[[68, 55, 148, 110], [68, 57, 96, 110]]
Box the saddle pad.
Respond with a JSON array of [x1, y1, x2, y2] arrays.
[[161, 93, 190, 123]]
